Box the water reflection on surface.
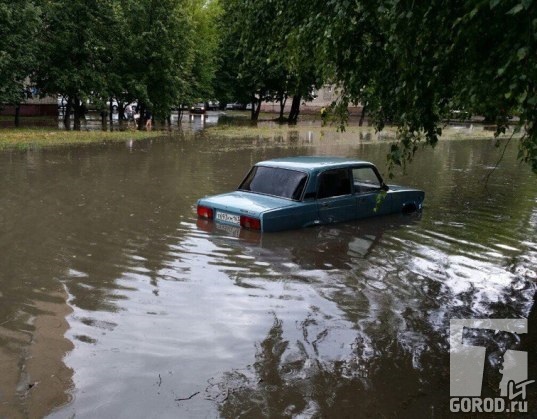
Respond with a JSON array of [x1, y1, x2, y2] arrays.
[[0, 132, 536, 418]]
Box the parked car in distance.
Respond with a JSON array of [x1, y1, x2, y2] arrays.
[[207, 100, 220, 111], [225, 102, 245, 110], [190, 102, 206, 114], [197, 156, 425, 232]]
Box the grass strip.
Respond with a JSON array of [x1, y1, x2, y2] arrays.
[[0, 128, 162, 151]]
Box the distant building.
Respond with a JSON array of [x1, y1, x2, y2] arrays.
[[0, 83, 58, 117], [260, 85, 363, 115]]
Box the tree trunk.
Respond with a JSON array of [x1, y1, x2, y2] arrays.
[[254, 99, 261, 120], [359, 103, 367, 126], [73, 96, 81, 130], [101, 111, 107, 130], [137, 104, 146, 130], [118, 101, 125, 125], [249, 93, 262, 121], [288, 95, 301, 124], [109, 97, 113, 127], [63, 97, 72, 130], [279, 94, 287, 121], [14, 104, 20, 127]]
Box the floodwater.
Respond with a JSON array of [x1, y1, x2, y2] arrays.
[[0, 128, 536, 418]]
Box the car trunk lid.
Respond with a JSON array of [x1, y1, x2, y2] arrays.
[[199, 191, 297, 218]]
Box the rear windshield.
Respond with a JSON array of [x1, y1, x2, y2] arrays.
[[238, 166, 308, 200]]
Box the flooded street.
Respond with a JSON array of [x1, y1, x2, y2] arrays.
[[1, 129, 536, 418]]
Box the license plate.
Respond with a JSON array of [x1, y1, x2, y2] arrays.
[[215, 211, 240, 225]]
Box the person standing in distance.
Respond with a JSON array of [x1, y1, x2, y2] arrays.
[[145, 109, 152, 130]]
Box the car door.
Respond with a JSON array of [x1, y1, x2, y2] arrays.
[[316, 168, 356, 224], [351, 166, 392, 218]]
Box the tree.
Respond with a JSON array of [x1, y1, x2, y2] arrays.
[[121, 0, 192, 126], [0, 1, 41, 125], [34, 0, 217, 130], [212, 0, 250, 108], [299, 0, 537, 174], [185, 1, 221, 106], [449, 0, 537, 173], [272, 0, 324, 123], [35, 0, 112, 129], [214, 0, 272, 120], [214, 0, 322, 122], [110, 0, 219, 127]]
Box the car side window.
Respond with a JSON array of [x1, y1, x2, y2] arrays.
[[352, 167, 382, 193], [317, 169, 351, 199]]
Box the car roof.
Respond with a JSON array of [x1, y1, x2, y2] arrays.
[[256, 156, 373, 172]]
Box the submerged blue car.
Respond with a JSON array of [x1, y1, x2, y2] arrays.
[[196, 156, 424, 232]]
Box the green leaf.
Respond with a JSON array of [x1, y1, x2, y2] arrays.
[[517, 47, 528, 60], [507, 4, 524, 14], [489, 0, 501, 8]]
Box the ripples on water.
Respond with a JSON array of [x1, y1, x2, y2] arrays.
[[0, 133, 536, 417]]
